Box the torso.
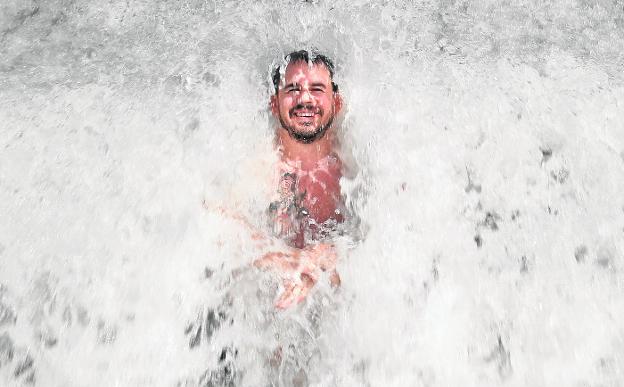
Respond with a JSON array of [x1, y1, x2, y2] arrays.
[[269, 153, 343, 248]]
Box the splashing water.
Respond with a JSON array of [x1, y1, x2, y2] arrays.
[[1, 0, 624, 386]]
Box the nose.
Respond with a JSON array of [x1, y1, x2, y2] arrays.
[[297, 88, 313, 104]]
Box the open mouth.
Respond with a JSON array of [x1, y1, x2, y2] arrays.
[[291, 109, 319, 118], [287, 105, 323, 128], [293, 112, 315, 118], [290, 108, 321, 126]]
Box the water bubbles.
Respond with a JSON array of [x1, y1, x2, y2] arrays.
[[2, 0, 624, 386], [96, 320, 118, 345]]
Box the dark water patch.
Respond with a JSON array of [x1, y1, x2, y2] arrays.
[[547, 205, 558, 216], [0, 333, 15, 366], [432, 258, 440, 282], [481, 212, 501, 231], [464, 166, 482, 194], [76, 305, 90, 326], [519, 255, 529, 273], [176, 114, 202, 142], [0, 301, 17, 327], [36, 325, 58, 348], [13, 352, 35, 384], [471, 209, 502, 248], [540, 147, 552, 165], [184, 118, 200, 138], [185, 320, 201, 350], [474, 234, 483, 248], [464, 170, 482, 194], [28, 273, 92, 344], [595, 257, 611, 268], [352, 359, 372, 387], [574, 245, 588, 263], [0, 285, 17, 328], [197, 347, 239, 387], [185, 305, 229, 350], [484, 335, 512, 380], [423, 258, 441, 294], [594, 245, 615, 269], [2, 343, 37, 385], [594, 249, 614, 269], [596, 356, 618, 379], [13, 354, 33, 377]]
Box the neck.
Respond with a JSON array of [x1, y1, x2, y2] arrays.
[[277, 127, 334, 167]]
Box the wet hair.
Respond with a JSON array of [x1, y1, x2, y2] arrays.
[[272, 50, 339, 94]]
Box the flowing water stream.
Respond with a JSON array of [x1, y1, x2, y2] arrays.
[[1, 0, 624, 386]]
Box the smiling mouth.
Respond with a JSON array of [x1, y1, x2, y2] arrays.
[[291, 109, 319, 117], [293, 112, 315, 117], [291, 106, 321, 122]]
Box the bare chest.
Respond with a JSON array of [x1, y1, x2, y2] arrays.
[[270, 155, 344, 246]]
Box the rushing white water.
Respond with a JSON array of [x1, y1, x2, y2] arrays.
[[1, 0, 624, 386]]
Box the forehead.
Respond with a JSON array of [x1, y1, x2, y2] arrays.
[[282, 61, 332, 85]]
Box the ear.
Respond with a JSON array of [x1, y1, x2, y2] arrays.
[[270, 94, 279, 117], [333, 92, 343, 115]]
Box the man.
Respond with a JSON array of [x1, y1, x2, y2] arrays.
[[191, 51, 347, 385], [254, 50, 345, 309]]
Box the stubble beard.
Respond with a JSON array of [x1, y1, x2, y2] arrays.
[[279, 107, 335, 144]]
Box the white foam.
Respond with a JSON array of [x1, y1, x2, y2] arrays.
[[1, 0, 623, 386]]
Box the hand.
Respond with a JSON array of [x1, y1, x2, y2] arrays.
[[254, 244, 340, 309]]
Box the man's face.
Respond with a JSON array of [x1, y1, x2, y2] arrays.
[[271, 61, 341, 143]]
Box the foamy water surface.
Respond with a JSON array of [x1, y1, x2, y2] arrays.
[[1, 0, 624, 386]]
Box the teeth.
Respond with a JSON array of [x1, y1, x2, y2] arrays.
[[294, 112, 314, 117]]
